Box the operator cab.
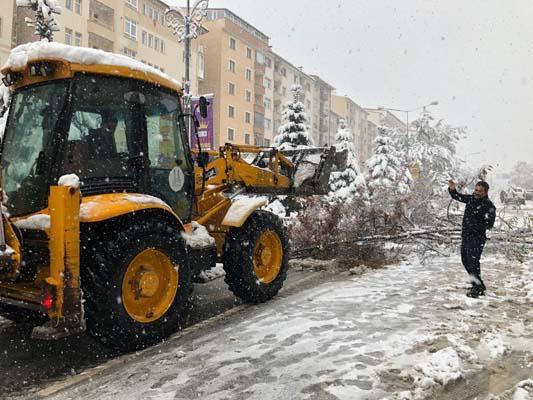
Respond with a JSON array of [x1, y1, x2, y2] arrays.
[[1, 70, 194, 221]]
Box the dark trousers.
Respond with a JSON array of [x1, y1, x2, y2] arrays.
[[460, 238, 486, 289]]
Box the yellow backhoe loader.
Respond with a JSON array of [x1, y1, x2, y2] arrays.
[[0, 42, 340, 351]]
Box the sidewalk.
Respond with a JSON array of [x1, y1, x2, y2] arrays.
[[41, 251, 532, 400]]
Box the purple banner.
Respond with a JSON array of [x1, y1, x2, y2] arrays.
[[190, 94, 215, 151]]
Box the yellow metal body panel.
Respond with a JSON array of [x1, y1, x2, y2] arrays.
[[48, 186, 81, 319], [0, 215, 22, 280], [79, 193, 178, 223]]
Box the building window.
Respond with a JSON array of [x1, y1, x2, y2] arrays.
[[229, 37, 236, 50], [264, 98, 271, 110], [74, 0, 82, 14], [227, 128, 234, 140], [64, 28, 72, 45], [148, 33, 153, 47], [123, 47, 137, 58], [245, 90, 251, 102], [264, 118, 271, 129], [75, 32, 82, 46], [142, 31, 147, 45], [264, 138, 270, 147], [254, 133, 263, 146], [160, 40, 165, 53], [244, 133, 250, 144], [197, 52, 204, 79], [124, 18, 137, 40], [65, 0, 72, 10], [245, 69, 251, 81], [246, 47, 252, 59], [264, 77, 271, 89], [265, 57, 272, 68], [281, 67, 286, 77], [245, 112, 251, 124], [126, 0, 137, 9], [155, 37, 160, 51], [228, 82, 235, 95], [229, 59, 236, 73], [228, 105, 235, 118]]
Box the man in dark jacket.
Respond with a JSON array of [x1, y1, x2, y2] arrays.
[[448, 180, 496, 298]]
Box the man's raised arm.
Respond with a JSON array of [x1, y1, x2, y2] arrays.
[[448, 180, 471, 203]]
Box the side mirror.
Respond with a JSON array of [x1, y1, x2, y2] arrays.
[[197, 151, 209, 168], [199, 96, 209, 119]]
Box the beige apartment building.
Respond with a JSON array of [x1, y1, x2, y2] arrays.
[[310, 75, 335, 146], [10, 0, 204, 94], [272, 52, 315, 143], [331, 94, 369, 167], [0, 1, 15, 68], [199, 8, 273, 148]]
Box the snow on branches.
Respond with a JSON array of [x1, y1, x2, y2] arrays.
[[17, 0, 62, 42], [366, 127, 412, 195], [0, 84, 11, 139], [274, 84, 312, 149], [328, 119, 367, 202]]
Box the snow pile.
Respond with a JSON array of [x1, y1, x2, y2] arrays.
[[221, 196, 268, 226], [3, 41, 181, 88], [58, 173, 80, 189], [123, 194, 170, 208], [181, 221, 215, 249], [79, 201, 99, 220], [411, 347, 465, 392], [513, 380, 533, 400], [480, 331, 510, 359], [197, 263, 225, 283], [273, 85, 312, 148], [14, 213, 50, 230]]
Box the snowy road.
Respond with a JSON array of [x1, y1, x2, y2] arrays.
[[17, 250, 532, 400]]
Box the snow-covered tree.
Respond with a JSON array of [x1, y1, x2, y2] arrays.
[[328, 119, 367, 202], [408, 110, 465, 187], [366, 127, 412, 195], [17, 0, 62, 42], [274, 85, 312, 149], [0, 84, 11, 139]]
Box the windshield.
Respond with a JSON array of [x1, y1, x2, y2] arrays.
[[1, 81, 69, 216]]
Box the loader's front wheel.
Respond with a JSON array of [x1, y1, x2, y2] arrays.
[[82, 220, 191, 352], [223, 211, 289, 303]]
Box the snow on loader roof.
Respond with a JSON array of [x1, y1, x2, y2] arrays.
[[1, 41, 182, 92]]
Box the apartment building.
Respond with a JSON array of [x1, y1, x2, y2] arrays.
[[272, 52, 314, 143], [365, 108, 406, 131], [0, 1, 15, 68], [310, 75, 335, 146], [199, 8, 273, 148], [331, 94, 369, 167], [11, 0, 204, 94]]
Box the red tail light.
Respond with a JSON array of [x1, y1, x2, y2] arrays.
[[41, 285, 56, 311]]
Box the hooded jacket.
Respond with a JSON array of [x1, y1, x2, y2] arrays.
[[449, 188, 496, 240]]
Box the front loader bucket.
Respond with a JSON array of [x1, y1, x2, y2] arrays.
[[283, 147, 347, 195]]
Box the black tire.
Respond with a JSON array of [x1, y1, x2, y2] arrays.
[[222, 211, 289, 303], [81, 218, 191, 352], [0, 303, 46, 325]]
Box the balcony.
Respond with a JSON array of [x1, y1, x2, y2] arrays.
[[254, 103, 265, 115], [254, 62, 266, 75], [254, 83, 265, 96]]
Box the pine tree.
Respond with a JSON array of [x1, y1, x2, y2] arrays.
[[274, 84, 312, 149], [328, 119, 367, 202], [17, 0, 62, 42], [365, 127, 412, 195]]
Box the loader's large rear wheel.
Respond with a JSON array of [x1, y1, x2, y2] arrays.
[[82, 219, 191, 352], [223, 211, 289, 303]]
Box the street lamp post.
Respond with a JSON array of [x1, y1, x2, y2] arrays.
[[165, 0, 209, 100], [378, 100, 438, 141]]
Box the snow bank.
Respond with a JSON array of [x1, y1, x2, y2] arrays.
[[513, 380, 533, 400], [3, 41, 181, 88], [481, 332, 510, 359], [14, 214, 50, 230], [412, 347, 465, 388], [221, 196, 268, 226], [58, 173, 80, 189], [181, 221, 215, 249], [197, 263, 225, 283]]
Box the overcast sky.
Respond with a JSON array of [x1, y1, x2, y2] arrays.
[[168, 0, 533, 172]]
